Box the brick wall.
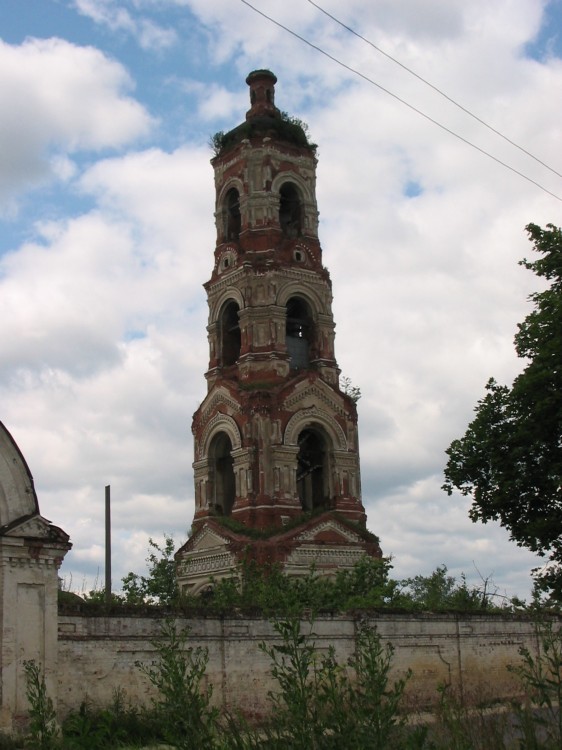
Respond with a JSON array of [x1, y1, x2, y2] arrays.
[[56, 612, 542, 720]]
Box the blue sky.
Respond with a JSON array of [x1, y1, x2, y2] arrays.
[[1, 0, 562, 600]]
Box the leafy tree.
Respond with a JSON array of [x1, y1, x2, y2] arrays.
[[398, 565, 488, 611], [202, 556, 398, 617], [443, 223, 562, 598], [122, 534, 178, 606]]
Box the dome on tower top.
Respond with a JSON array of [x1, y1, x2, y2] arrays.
[[210, 71, 316, 159], [245, 69, 279, 120]]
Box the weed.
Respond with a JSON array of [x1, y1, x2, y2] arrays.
[[258, 618, 413, 749], [137, 619, 219, 749], [509, 618, 562, 748], [23, 661, 58, 750]]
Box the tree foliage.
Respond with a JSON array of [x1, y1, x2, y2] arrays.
[[121, 534, 178, 606], [397, 565, 489, 611], [443, 223, 562, 597]]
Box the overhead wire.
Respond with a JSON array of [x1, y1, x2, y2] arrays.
[[239, 0, 562, 203], [307, 0, 562, 181]]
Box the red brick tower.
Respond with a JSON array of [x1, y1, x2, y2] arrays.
[[176, 71, 381, 594]]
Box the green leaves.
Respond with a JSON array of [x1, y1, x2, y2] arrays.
[[508, 619, 562, 746], [23, 660, 58, 750], [138, 620, 218, 750], [443, 223, 562, 597], [121, 534, 178, 606], [259, 619, 411, 749]]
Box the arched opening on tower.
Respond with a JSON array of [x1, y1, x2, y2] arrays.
[[225, 188, 241, 241], [286, 296, 312, 369], [297, 428, 328, 511], [209, 432, 235, 516], [220, 300, 241, 366], [279, 182, 302, 238]]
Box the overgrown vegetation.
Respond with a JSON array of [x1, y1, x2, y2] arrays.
[[66, 549, 514, 617], [121, 535, 178, 606], [60, 530, 530, 617], [137, 620, 218, 749], [340, 375, 361, 404], [23, 661, 58, 750], [252, 618, 413, 749], [210, 111, 317, 157], [508, 618, 562, 748]]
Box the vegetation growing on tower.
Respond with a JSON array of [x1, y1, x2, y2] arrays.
[[210, 111, 317, 157]]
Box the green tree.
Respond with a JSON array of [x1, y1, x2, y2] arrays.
[[443, 223, 562, 598], [122, 534, 178, 606], [398, 565, 488, 611]]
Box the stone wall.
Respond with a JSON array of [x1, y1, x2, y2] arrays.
[[56, 612, 541, 720]]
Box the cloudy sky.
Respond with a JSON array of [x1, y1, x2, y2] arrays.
[[1, 0, 561, 601]]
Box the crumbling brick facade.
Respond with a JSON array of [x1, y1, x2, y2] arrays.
[[177, 71, 381, 594]]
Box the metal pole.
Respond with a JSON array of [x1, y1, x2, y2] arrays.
[[105, 485, 111, 607]]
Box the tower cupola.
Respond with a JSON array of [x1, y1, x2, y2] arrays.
[[245, 69, 280, 120]]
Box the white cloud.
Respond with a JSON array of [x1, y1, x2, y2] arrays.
[[0, 37, 154, 205], [73, 0, 178, 50], [73, 0, 136, 34]]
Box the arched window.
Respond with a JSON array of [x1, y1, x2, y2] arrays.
[[220, 301, 241, 366], [279, 182, 302, 238], [225, 188, 241, 241], [209, 433, 235, 516], [286, 296, 312, 369], [297, 428, 328, 511]]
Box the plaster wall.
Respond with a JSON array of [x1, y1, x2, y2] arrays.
[[56, 613, 541, 720]]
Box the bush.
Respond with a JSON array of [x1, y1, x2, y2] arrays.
[[257, 618, 412, 748], [137, 619, 219, 749]]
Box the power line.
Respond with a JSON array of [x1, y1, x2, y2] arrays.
[[307, 0, 562, 181], [239, 0, 562, 203]]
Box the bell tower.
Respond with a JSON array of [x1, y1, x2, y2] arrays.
[[176, 71, 381, 594]]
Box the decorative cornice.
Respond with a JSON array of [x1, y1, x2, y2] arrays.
[[294, 519, 363, 544], [178, 550, 236, 577], [286, 547, 366, 567], [199, 388, 242, 425], [283, 381, 346, 418]]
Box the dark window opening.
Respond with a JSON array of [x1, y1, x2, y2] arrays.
[[266, 88, 272, 103], [279, 183, 302, 238], [286, 297, 312, 369], [297, 429, 327, 511], [220, 301, 241, 366], [226, 188, 241, 241], [210, 433, 235, 516]]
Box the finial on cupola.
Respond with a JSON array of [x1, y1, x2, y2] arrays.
[[245, 69, 280, 120]]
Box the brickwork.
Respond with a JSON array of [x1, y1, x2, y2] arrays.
[[177, 70, 379, 593], [56, 613, 543, 720]]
